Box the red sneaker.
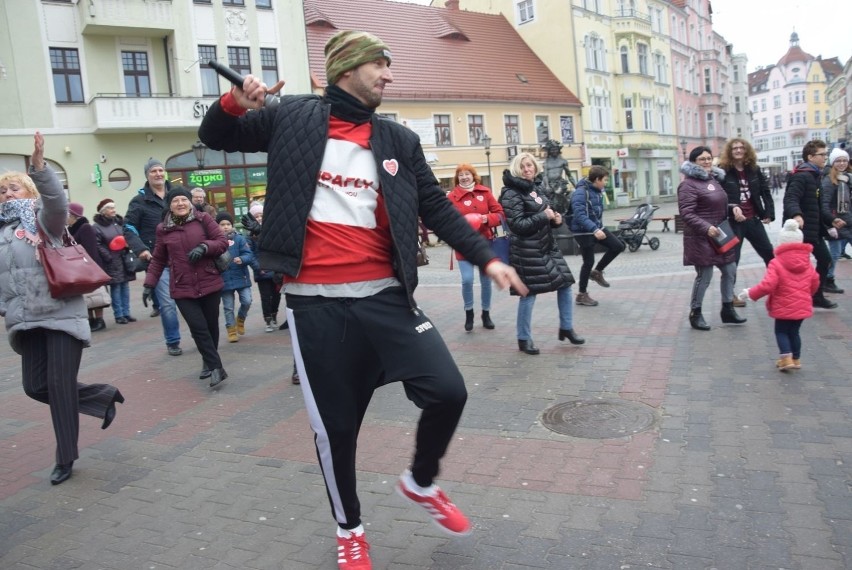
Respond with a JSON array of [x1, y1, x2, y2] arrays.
[[337, 531, 371, 570], [396, 474, 472, 536]]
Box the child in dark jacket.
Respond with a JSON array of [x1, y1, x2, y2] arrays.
[[217, 212, 255, 343], [738, 219, 820, 371]]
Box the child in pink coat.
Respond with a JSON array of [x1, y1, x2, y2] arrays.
[[738, 219, 820, 371]]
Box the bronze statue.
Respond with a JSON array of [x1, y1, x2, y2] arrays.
[[542, 139, 575, 215]]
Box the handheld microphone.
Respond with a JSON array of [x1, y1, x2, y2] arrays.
[[208, 60, 280, 109]]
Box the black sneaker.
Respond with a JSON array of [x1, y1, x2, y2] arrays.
[[167, 344, 183, 356]]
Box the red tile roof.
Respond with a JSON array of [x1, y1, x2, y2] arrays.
[[747, 66, 771, 94], [303, 0, 582, 106], [819, 57, 844, 81], [777, 45, 814, 67]]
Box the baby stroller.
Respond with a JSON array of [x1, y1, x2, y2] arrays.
[[615, 203, 661, 252]]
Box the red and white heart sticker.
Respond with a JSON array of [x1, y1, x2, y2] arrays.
[[382, 159, 399, 176]]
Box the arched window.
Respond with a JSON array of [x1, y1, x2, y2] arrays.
[[585, 34, 606, 72]]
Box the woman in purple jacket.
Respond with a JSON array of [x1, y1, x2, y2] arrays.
[[678, 146, 746, 331], [143, 187, 229, 387]]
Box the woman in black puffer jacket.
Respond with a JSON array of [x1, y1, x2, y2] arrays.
[[499, 152, 584, 355]]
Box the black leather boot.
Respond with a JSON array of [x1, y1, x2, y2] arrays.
[[101, 390, 125, 430], [464, 309, 474, 332], [209, 368, 228, 388], [689, 308, 710, 331], [558, 329, 585, 344], [720, 302, 746, 324], [517, 339, 540, 355], [50, 462, 73, 485], [481, 310, 495, 329], [813, 294, 838, 309], [824, 278, 844, 294]]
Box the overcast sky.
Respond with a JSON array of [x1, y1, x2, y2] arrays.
[[395, 0, 852, 72], [710, 0, 852, 71]]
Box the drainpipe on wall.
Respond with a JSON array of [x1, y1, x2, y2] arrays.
[[163, 36, 174, 96]]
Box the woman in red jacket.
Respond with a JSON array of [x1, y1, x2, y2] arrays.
[[143, 187, 229, 387], [738, 219, 820, 371], [447, 163, 504, 331]]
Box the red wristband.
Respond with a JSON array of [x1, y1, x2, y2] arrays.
[[220, 88, 247, 117]]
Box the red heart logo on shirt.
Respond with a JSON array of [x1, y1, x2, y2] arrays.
[[383, 159, 399, 176]]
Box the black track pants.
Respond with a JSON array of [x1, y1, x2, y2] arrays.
[[286, 287, 467, 529]]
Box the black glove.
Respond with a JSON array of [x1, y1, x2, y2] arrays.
[[187, 243, 208, 263], [241, 212, 261, 236], [142, 286, 154, 308]]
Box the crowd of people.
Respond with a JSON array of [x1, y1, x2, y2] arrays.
[[2, 28, 850, 570], [676, 138, 849, 372]]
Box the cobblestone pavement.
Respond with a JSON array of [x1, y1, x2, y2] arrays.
[[2, 201, 851, 569]]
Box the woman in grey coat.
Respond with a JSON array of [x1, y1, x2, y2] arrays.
[[678, 146, 745, 331], [0, 133, 124, 485]]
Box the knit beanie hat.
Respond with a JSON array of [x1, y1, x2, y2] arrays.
[[324, 30, 392, 85], [96, 198, 115, 213], [165, 186, 192, 206], [778, 219, 803, 245], [829, 148, 850, 166], [216, 211, 234, 225], [143, 158, 165, 178], [68, 202, 84, 218], [249, 203, 263, 217]]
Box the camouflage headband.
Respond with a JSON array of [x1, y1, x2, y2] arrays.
[[325, 30, 392, 86]]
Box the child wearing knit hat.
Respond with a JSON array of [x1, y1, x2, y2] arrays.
[[737, 219, 820, 371], [217, 212, 255, 342]]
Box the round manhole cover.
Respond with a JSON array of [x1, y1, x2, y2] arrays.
[[541, 399, 657, 439]]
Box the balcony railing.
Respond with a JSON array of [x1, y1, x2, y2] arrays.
[[90, 94, 219, 132], [613, 8, 650, 21], [700, 93, 726, 108], [612, 9, 651, 35], [80, 0, 175, 36]]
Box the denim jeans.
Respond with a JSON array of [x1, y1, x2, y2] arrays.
[[774, 318, 803, 358], [221, 286, 253, 327], [458, 259, 492, 311], [109, 281, 130, 319], [516, 286, 573, 340], [154, 267, 181, 346], [827, 239, 847, 279]]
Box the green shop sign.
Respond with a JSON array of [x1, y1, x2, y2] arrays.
[[189, 169, 226, 188], [230, 167, 267, 186]]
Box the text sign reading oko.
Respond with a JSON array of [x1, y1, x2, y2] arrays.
[[189, 169, 225, 188]]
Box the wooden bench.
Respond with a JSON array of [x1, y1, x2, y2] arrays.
[[613, 217, 674, 232]]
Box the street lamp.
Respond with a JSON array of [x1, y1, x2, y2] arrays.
[[679, 138, 687, 161], [482, 133, 492, 187], [191, 140, 207, 169]]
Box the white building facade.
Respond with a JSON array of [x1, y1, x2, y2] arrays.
[[0, 0, 310, 215]]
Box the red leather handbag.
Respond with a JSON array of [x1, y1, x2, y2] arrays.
[[37, 222, 111, 298]]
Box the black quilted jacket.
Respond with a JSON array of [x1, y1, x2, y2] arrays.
[[784, 163, 827, 243], [198, 95, 496, 309], [499, 170, 574, 295]]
